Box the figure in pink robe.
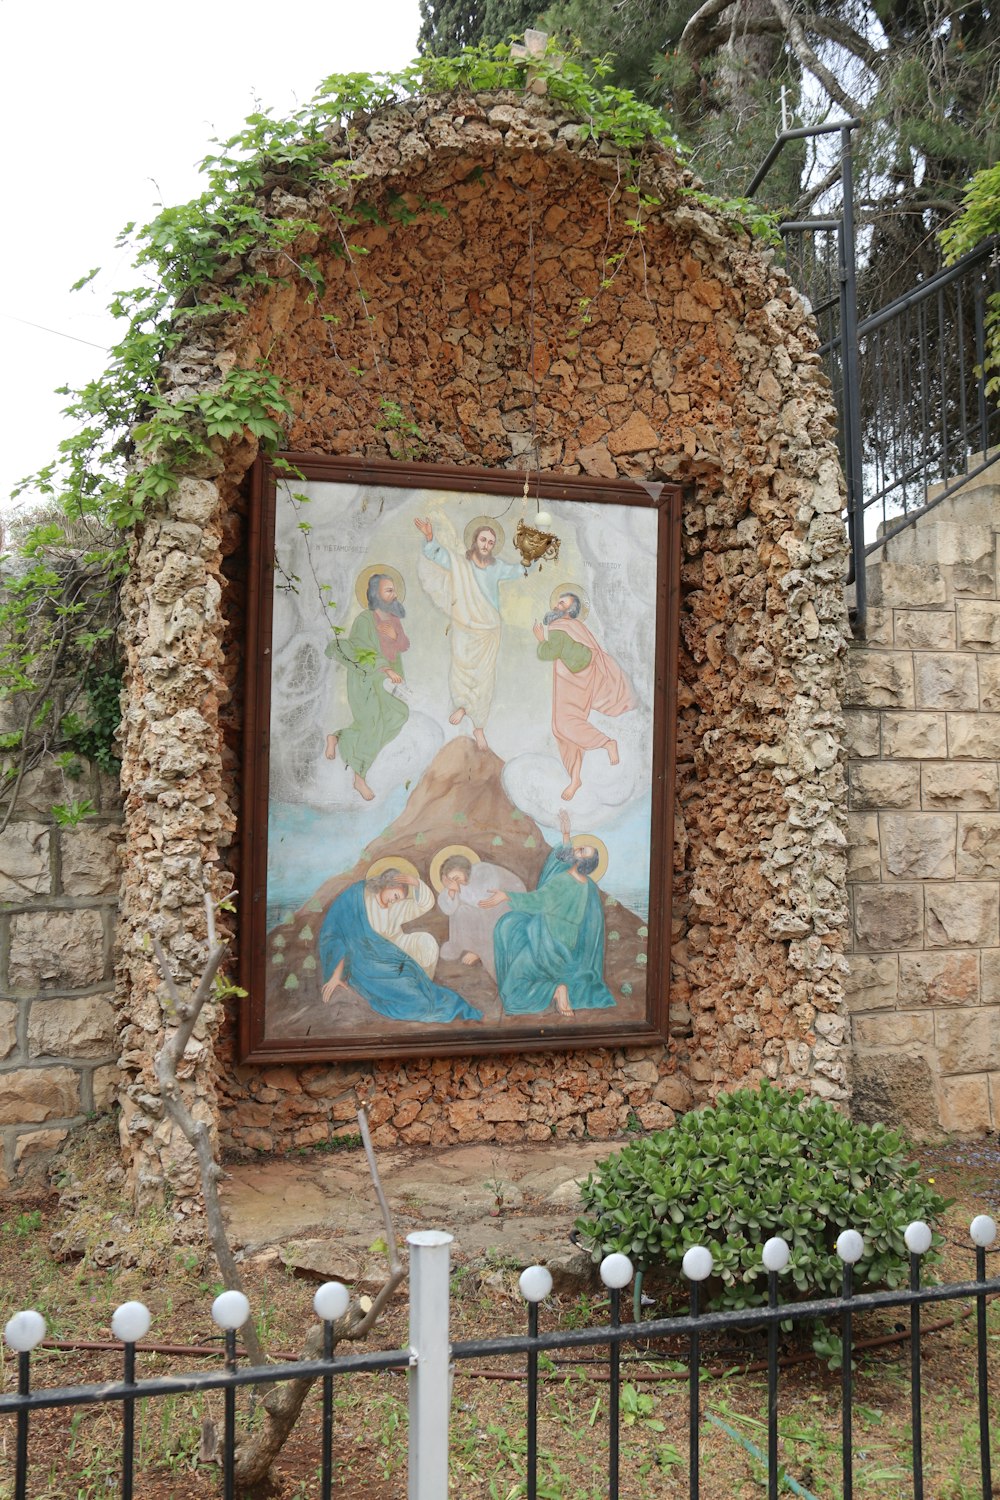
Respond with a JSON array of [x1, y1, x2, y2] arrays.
[[532, 592, 634, 801]]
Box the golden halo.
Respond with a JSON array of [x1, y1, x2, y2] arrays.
[[429, 844, 482, 892], [549, 582, 590, 622], [365, 856, 421, 885], [463, 515, 505, 553], [355, 564, 406, 609], [571, 834, 608, 882]]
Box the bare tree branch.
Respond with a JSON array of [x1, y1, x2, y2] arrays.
[[809, 11, 883, 73], [767, 0, 866, 117], [151, 894, 407, 1488], [680, 1, 877, 118], [232, 1106, 406, 1486], [151, 893, 265, 1368], [346, 1107, 406, 1337], [792, 158, 845, 214], [680, 0, 740, 63]]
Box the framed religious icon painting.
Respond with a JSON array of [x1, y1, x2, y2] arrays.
[[239, 456, 682, 1063]]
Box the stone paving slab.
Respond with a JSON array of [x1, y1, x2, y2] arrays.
[[223, 1139, 617, 1286]]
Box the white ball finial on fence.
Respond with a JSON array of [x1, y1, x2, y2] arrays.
[[314, 1282, 351, 1322], [518, 1266, 553, 1303], [682, 1245, 714, 1282], [761, 1237, 791, 1273], [836, 1229, 865, 1264], [971, 1215, 997, 1248], [4, 1310, 46, 1353], [211, 1290, 251, 1330], [111, 1302, 151, 1344], [599, 1253, 634, 1289], [904, 1221, 933, 1256]]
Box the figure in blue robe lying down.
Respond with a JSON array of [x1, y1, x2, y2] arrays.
[[480, 815, 616, 1018], [318, 866, 482, 1024]]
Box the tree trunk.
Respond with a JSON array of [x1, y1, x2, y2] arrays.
[[716, 0, 782, 123], [232, 1328, 323, 1488]]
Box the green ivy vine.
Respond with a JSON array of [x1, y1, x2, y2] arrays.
[[1, 37, 772, 823]]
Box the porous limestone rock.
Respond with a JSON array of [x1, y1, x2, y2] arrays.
[[106, 89, 851, 1200]]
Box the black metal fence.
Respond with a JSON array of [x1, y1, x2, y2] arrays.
[[748, 125, 1000, 636], [2, 1221, 998, 1499], [849, 244, 1000, 552]]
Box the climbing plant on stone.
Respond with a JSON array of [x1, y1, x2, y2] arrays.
[[3, 36, 774, 822], [940, 163, 1000, 402]]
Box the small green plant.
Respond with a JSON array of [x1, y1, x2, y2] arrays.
[[940, 162, 1000, 401], [574, 1081, 950, 1357], [619, 1383, 665, 1431], [59, 664, 123, 777], [681, 186, 783, 246], [50, 798, 97, 828], [375, 397, 426, 460]]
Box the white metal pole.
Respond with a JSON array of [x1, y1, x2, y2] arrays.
[[407, 1229, 453, 1500]]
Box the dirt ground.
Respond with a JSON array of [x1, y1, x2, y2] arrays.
[[1, 1122, 999, 1498]]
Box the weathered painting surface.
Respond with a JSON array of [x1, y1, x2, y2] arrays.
[[256, 469, 665, 1055]]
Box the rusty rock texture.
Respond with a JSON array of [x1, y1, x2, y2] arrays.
[[114, 92, 849, 1202]]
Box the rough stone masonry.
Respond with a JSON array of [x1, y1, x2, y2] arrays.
[[98, 90, 852, 1207]]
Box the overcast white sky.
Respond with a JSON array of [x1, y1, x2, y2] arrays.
[[0, 0, 421, 512]]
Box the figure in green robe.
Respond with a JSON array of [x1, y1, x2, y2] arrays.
[[483, 826, 615, 1017], [324, 572, 409, 802]]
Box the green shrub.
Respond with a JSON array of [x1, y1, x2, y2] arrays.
[[575, 1082, 948, 1348]]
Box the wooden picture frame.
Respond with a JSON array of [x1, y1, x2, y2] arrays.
[[239, 455, 682, 1063]]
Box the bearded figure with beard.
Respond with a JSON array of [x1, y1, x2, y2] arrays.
[[324, 569, 410, 802], [532, 589, 634, 801], [482, 811, 615, 1017], [414, 515, 535, 751]]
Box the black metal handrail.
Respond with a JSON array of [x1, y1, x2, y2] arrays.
[[850, 240, 1000, 555], [748, 129, 1000, 636]]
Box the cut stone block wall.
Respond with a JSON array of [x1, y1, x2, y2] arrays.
[[847, 461, 1000, 1135], [0, 760, 121, 1186]]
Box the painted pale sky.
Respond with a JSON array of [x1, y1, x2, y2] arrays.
[[0, 0, 421, 513]]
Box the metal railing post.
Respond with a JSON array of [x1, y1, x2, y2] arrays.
[[971, 1215, 996, 1499], [223, 1329, 237, 1500], [902, 1221, 933, 1499], [408, 1230, 453, 1500], [838, 125, 866, 634], [608, 1285, 621, 1500], [14, 1352, 30, 1500], [121, 1340, 137, 1500]]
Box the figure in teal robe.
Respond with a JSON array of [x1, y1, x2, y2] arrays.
[[493, 845, 615, 1015], [319, 882, 482, 1024]]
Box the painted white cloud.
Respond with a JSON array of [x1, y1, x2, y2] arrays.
[[502, 710, 649, 831]]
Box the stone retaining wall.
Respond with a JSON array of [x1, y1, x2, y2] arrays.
[[0, 758, 121, 1186], [846, 462, 1000, 1135]]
